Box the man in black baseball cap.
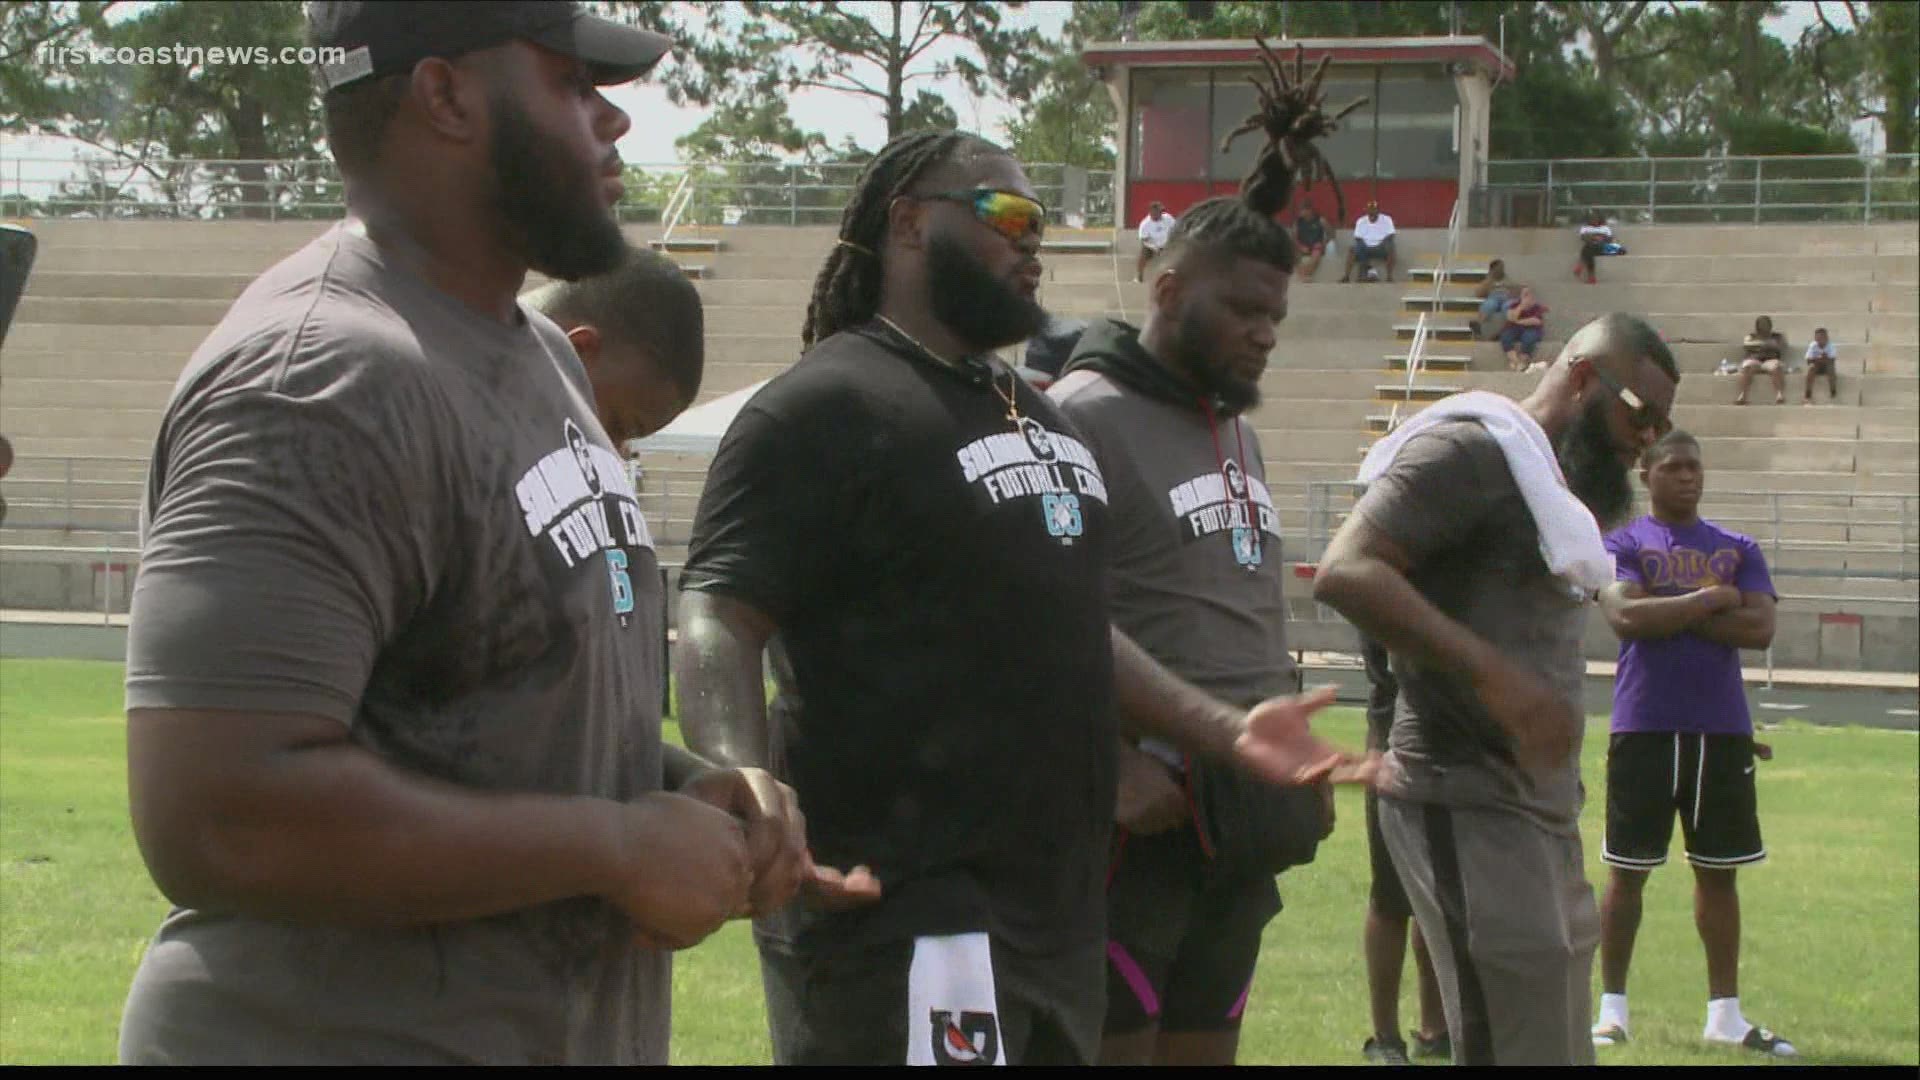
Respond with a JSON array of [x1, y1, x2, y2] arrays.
[[310, 0, 671, 94], [117, 1, 812, 1066]]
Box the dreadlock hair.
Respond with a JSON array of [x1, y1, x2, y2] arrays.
[[1159, 37, 1369, 276], [801, 129, 1005, 352]]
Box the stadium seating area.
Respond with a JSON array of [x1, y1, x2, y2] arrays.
[[2, 217, 1914, 668]]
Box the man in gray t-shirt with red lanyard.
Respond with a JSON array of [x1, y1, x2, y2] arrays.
[[118, 4, 807, 1064], [1316, 314, 1679, 1065]]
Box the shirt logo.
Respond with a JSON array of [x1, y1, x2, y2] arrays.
[[513, 420, 653, 628], [929, 1010, 1000, 1066], [1638, 547, 1739, 591], [1166, 468, 1281, 562], [955, 422, 1108, 546]]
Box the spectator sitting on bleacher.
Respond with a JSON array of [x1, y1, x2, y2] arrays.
[[1500, 285, 1549, 371], [1802, 326, 1838, 405], [1136, 201, 1176, 282], [1293, 203, 1330, 279], [1733, 315, 1788, 405], [1342, 200, 1396, 283], [1469, 258, 1511, 339], [1576, 211, 1615, 284]]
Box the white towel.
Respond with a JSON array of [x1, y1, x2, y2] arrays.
[[1359, 391, 1612, 596]]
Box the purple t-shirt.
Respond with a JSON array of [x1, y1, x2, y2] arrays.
[[1607, 516, 1776, 734]]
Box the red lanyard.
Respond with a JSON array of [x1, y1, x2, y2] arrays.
[[1199, 398, 1259, 569]]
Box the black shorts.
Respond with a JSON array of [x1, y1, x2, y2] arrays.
[[1104, 824, 1281, 1035], [1366, 789, 1415, 919], [758, 932, 1102, 1065], [1603, 732, 1766, 871]]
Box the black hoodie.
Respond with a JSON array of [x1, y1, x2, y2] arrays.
[[1058, 317, 1247, 418]]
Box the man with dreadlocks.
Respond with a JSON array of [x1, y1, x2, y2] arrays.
[[673, 127, 1375, 1066], [1043, 36, 1358, 1066]]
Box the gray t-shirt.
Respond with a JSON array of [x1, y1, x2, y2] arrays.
[[1349, 420, 1588, 832], [119, 223, 668, 1064], [1048, 370, 1294, 709]]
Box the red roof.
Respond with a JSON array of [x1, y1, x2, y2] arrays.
[[1081, 35, 1515, 81]]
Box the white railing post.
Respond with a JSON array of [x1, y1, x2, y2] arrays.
[[1646, 158, 1656, 222], [1752, 157, 1764, 224], [1863, 155, 1874, 222]]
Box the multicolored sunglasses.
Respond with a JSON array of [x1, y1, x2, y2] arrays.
[[918, 189, 1049, 242]]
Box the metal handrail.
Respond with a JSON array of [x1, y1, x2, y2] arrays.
[[1388, 196, 1466, 433], [659, 166, 699, 243]]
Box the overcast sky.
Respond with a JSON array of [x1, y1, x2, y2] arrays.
[[0, 0, 1850, 189]]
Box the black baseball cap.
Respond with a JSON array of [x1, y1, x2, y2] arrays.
[[309, 1, 672, 94]]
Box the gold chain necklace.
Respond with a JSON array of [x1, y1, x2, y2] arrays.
[[875, 314, 1022, 426]]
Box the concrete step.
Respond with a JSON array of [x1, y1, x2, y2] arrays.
[[12, 296, 233, 326], [1, 348, 192, 380], [649, 237, 723, 253], [1, 378, 175, 410], [1372, 383, 1460, 402], [1384, 354, 1474, 371], [22, 270, 256, 301], [1392, 322, 1476, 341], [1448, 224, 1910, 258], [0, 501, 141, 531], [1410, 266, 1490, 283], [0, 434, 156, 460], [1041, 238, 1114, 254], [0, 405, 166, 442], [1400, 294, 1482, 313]]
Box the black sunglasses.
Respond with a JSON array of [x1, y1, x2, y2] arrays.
[[1587, 362, 1672, 436]]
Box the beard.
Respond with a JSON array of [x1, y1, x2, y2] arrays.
[[927, 233, 1047, 352], [1556, 395, 1636, 529], [1172, 307, 1262, 415], [488, 91, 626, 282]]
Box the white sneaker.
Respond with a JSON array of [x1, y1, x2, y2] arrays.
[[1706, 1024, 1797, 1058]]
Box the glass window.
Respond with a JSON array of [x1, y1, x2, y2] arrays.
[[1312, 74, 1380, 188], [1131, 69, 1212, 181], [1374, 69, 1459, 180], [1205, 66, 1377, 188], [1211, 72, 1260, 185]]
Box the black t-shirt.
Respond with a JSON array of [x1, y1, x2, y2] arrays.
[[681, 322, 1117, 956], [1295, 216, 1328, 248]]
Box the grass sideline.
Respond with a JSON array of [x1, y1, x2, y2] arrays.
[[1, 658, 1915, 1065]]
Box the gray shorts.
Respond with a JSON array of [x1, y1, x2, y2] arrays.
[[1376, 796, 1600, 1066]]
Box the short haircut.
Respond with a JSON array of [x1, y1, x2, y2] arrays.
[[320, 72, 409, 176], [1593, 311, 1680, 384], [527, 245, 705, 399], [1643, 428, 1701, 468], [1815, 326, 1828, 334]]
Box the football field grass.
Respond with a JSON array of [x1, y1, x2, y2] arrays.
[[2, 658, 1915, 1065]]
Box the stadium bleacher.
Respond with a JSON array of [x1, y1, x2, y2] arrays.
[[2, 218, 1914, 668]]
